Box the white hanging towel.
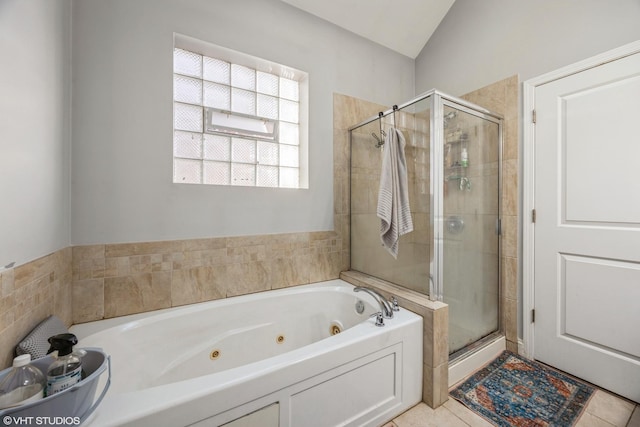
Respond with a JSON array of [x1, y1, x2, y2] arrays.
[[377, 127, 413, 258]]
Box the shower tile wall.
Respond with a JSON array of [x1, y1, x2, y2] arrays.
[[461, 76, 519, 353], [349, 105, 431, 294], [333, 94, 392, 278], [341, 75, 519, 356]]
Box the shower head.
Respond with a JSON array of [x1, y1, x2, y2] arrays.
[[444, 111, 457, 128]]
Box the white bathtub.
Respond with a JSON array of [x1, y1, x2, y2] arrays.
[[71, 279, 423, 426]]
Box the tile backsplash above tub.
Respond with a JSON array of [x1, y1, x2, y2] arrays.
[[0, 248, 72, 369], [72, 231, 344, 323], [0, 232, 344, 370]]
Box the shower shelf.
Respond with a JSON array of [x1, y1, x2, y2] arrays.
[[444, 135, 468, 145]]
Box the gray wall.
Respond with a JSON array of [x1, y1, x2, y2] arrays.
[[71, 0, 414, 245], [415, 0, 640, 339], [10, 0, 637, 285], [0, 0, 71, 267], [416, 0, 640, 96]]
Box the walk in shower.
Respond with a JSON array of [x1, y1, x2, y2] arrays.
[[349, 89, 503, 360]]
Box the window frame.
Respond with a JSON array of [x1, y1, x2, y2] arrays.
[[172, 33, 309, 189]]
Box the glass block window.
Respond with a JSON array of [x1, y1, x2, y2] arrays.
[[173, 47, 303, 188]]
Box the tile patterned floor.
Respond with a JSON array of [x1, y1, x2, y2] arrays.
[[384, 389, 640, 427]]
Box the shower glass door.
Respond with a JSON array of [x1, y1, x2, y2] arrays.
[[440, 103, 501, 357]]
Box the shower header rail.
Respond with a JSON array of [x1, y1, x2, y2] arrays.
[[348, 88, 503, 132]]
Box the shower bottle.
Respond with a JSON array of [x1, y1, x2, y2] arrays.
[[461, 147, 469, 167]]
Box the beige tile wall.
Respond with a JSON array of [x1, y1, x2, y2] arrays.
[[333, 94, 391, 276], [461, 75, 519, 353], [0, 230, 343, 370], [349, 105, 432, 294], [0, 248, 72, 369], [72, 232, 344, 323]]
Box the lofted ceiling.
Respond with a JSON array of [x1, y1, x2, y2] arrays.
[[280, 0, 456, 59]]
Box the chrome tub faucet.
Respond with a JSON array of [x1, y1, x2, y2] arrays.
[[353, 286, 395, 319]]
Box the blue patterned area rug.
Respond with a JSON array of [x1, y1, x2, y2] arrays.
[[450, 351, 594, 427]]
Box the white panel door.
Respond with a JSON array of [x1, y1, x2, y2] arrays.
[[534, 51, 640, 403]]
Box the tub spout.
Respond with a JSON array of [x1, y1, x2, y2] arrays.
[[353, 287, 393, 319]]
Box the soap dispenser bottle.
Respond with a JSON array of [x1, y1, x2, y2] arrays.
[[45, 333, 82, 397], [461, 147, 469, 167], [0, 354, 45, 409]]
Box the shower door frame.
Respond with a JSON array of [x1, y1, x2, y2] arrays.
[[348, 91, 504, 338], [434, 94, 504, 302], [436, 94, 504, 360]]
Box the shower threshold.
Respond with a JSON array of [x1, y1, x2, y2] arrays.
[[448, 332, 505, 387]]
